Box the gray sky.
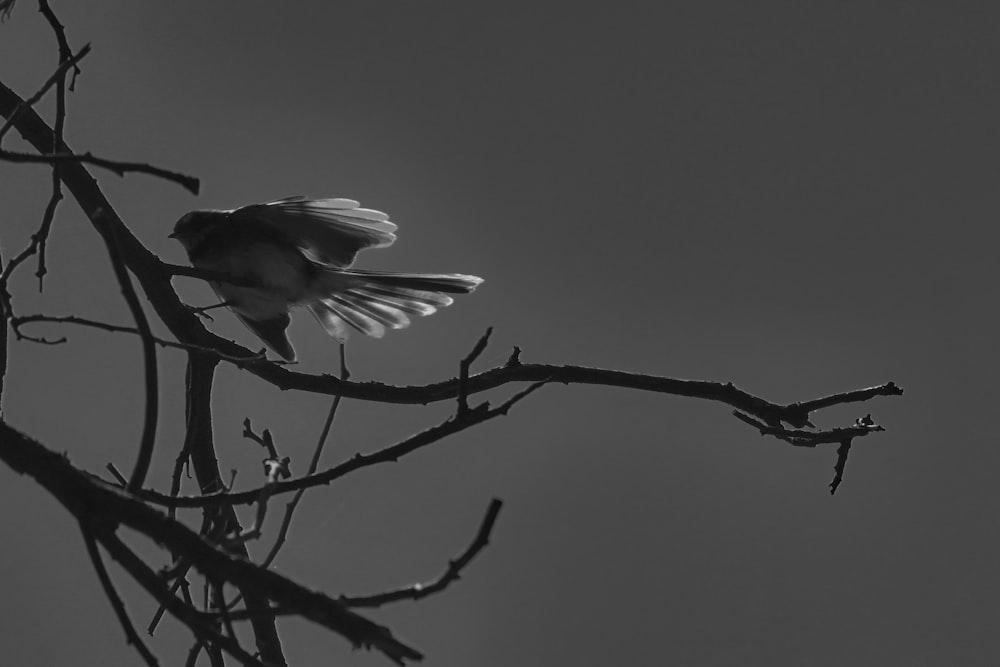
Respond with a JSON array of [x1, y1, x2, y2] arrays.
[[2, 1, 998, 665]]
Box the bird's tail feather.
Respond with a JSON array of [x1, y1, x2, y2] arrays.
[[308, 270, 482, 341]]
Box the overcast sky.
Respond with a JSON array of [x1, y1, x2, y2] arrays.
[[2, 2, 998, 665]]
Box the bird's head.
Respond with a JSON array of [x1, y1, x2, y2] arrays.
[[169, 210, 221, 252]]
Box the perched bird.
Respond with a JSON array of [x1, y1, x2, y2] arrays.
[[170, 196, 482, 361]]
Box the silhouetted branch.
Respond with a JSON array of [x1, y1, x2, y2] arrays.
[[97, 531, 268, 667], [0, 421, 423, 665], [142, 380, 548, 510], [0, 77, 903, 435], [79, 522, 160, 667], [0, 13, 907, 664], [458, 327, 492, 414], [342, 498, 503, 608], [0, 149, 200, 194], [259, 344, 348, 569], [38, 1, 76, 84], [178, 353, 287, 664], [13, 313, 194, 351], [830, 439, 852, 495], [732, 410, 885, 447], [101, 224, 159, 495], [0, 43, 88, 141]]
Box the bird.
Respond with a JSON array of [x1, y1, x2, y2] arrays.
[[170, 196, 482, 362]]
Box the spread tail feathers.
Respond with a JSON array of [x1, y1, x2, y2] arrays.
[[308, 270, 482, 341]]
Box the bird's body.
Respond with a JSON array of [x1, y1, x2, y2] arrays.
[[171, 197, 481, 361]]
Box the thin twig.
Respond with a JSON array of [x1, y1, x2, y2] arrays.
[[732, 410, 884, 447], [212, 581, 238, 642], [830, 439, 852, 495], [228, 345, 349, 612], [342, 498, 503, 608], [261, 343, 347, 569], [0, 421, 424, 665], [79, 521, 160, 666], [175, 353, 286, 663], [0, 164, 64, 294], [0, 43, 89, 141], [31, 0, 73, 291], [96, 531, 267, 667], [38, 0, 77, 82], [144, 380, 548, 510], [0, 149, 200, 194], [12, 314, 264, 360], [184, 641, 204, 667], [95, 222, 159, 495], [106, 462, 127, 487], [458, 327, 492, 414]]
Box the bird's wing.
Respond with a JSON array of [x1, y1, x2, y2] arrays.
[[230, 197, 398, 267]]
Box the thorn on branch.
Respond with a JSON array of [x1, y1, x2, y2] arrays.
[[505, 345, 521, 367]]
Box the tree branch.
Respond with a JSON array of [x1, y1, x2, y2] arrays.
[[342, 498, 503, 608], [0, 43, 89, 141], [142, 381, 547, 510], [79, 521, 160, 667], [0, 77, 904, 437], [179, 352, 287, 665], [0, 149, 200, 194], [0, 420, 424, 665]]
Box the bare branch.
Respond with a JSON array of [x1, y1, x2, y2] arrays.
[[790, 383, 904, 420], [732, 410, 885, 447], [12, 313, 265, 360], [98, 225, 160, 494], [830, 439, 852, 495], [0, 44, 89, 141], [0, 0, 83, 294], [0, 76, 903, 438], [105, 462, 127, 487], [0, 149, 200, 194], [458, 327, 492, 414], [0, 420, 424, 665], [38, 1, 75, 76], [79, 521, 160, 667], [145, 380, 547, 510], [96, 531, 269, 667], [342, 498, 503, 608], [260, 343, 348, 569], [178, 353, 286, 664]]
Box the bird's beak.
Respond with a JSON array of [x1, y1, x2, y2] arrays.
[[167, 231, 178, 239]]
